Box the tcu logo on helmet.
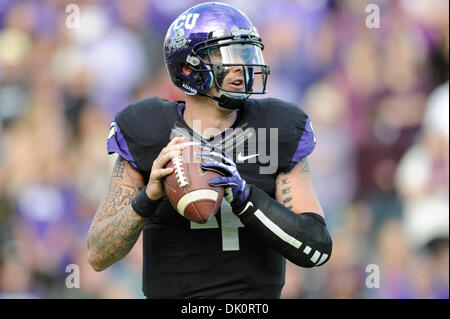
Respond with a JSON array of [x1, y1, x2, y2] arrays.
[[167, 28, 190, 53], [173, 13, 200, 30]]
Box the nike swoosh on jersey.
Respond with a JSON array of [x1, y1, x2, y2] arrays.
[[237, 153, 259, 162]]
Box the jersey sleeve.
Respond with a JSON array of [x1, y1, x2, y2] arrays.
[[262, 98, 317, 173], [107, 120, 138, 169], [105, 97, 178, 176], [288, 115, 316, 169]]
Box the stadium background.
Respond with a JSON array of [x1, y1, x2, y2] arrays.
[[0, 0, 448, 299]]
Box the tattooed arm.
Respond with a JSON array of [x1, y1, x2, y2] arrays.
[[87, 156, 147, 271], [87, 137, 185, 271], [275, 157, 324, 218]]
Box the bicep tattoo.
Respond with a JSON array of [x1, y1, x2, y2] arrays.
[[298, 157, 310, 174], [111, 158, 126, 179]]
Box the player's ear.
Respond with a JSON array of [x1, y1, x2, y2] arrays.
[[182, 64, 192, 75]]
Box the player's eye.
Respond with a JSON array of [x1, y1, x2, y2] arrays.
[[208, 47, 222, 61]]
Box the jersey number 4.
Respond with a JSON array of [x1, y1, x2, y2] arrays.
[[190, 201, 244, 251]]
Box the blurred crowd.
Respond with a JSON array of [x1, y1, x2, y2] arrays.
[[0, 0, 448, 299]]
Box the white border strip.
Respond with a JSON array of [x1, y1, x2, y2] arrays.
[[303, 246, 312, 255], [254, 209, 302, 249], [316, 253, 329, 266], [310, 251, 321, 264]]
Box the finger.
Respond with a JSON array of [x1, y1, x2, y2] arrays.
[[201, 162, 232, 176], [208, 176, 231, 186], [198, 151, 234, 165], [167, 136, 186, 146], [165, 143, 185, 153], [198, 151, 223, 164], [209, 178, 239, 188], [159, 150, 183, 168], [153, 149, 182, 170], [202, 166, 229, 176], [156, 139, 188, 164], [224, 187, 233, 202], [198, 150, 222, 158], [151, 167, 175, 181], [199, 142, 214, 150], [199, 144, 227, 157], [201, 161, 231, 170]]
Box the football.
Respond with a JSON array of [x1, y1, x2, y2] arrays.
[[164, 141, 224, 224]]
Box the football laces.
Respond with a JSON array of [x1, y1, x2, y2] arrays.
[[172, 156, 188, 187]]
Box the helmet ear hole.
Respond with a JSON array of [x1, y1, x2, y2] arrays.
[[182, 64, 192, 76]]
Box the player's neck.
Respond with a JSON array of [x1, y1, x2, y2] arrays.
[[184, 94, 237, 138]]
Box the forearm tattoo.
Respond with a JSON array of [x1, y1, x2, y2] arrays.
[[279, 178, 294, 210], [87, 158, 146, 269], [277, 157, 310, 210]]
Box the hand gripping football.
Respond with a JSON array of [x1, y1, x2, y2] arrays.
[[164, 142, 224, 224]]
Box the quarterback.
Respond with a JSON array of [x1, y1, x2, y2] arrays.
[[87, 2, 332, 298]]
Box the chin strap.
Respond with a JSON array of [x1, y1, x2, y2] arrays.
[[174, 77, 248, 111], [200, 91, 249, 110]]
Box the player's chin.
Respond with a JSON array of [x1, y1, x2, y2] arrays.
[[207, 85, 244, 97], [224, 83, 245, 93]]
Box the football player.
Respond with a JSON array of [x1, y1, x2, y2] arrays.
[[87, 2, 332, 298]]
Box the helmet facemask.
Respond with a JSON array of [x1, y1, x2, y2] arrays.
[[206, 43, 269, 94], [185, 33, 270, 110]]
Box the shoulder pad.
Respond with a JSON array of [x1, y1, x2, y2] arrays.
[[107, 97, 179, 172], [254, 98, 316, 172], [115, 97, 177, 145], [259, 98, 308, 132]]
